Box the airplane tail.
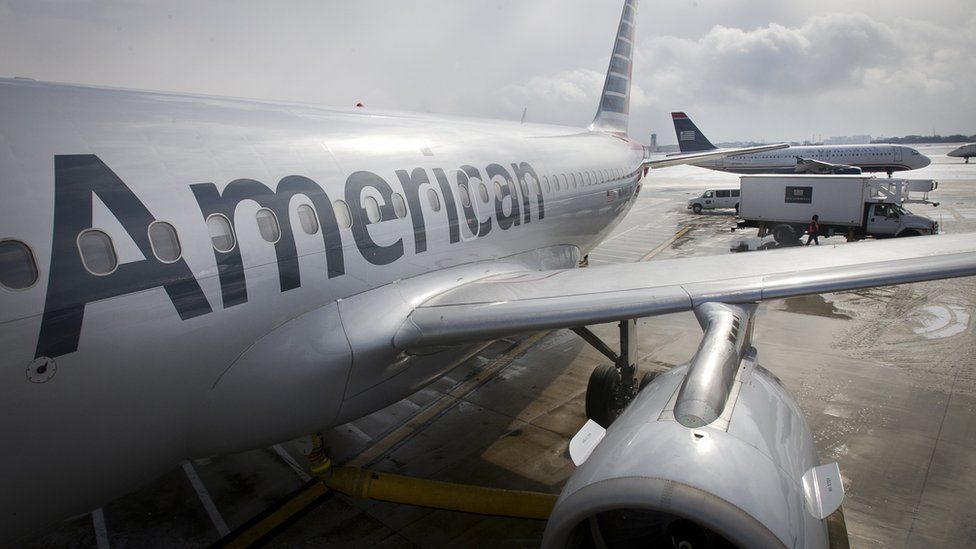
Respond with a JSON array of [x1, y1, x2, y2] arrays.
[[590, 0, 637, 135], [671, 112, 717, 152]]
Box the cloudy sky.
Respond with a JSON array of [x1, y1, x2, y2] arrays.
[[1, 0, 973, 144]]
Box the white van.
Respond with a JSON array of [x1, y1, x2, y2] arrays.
[[688, 188, 740, 214]]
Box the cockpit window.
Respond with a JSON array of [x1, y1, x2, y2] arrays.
[[0, 240, 39, 290]]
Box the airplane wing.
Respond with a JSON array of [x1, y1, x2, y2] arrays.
[[644, 143, 789, 169], [794, 156, 862, 175], [395, 233, 976, 349]]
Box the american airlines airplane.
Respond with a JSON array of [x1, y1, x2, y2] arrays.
[[2, 1, 975, 547], [671, 111, 932, 175]]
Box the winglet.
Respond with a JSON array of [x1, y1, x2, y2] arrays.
[[801, 462, 845, 519], [569, 419, 607, 466], [590, 0, 637, 135]]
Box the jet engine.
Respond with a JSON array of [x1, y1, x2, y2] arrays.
[[543, 303, 844, 548]]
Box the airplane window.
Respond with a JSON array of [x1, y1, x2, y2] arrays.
[[587, 172, 594, 185], [572, 173, 579, 188], [458, 184, 472, 207], [206, 214, 236, 253], [478, 183, 490, 203], [148, 221, 182, 263], [0, 240, 38, 290], [364, 196, 382, 223], [297, 204, 319, 235], [256, 208, 281, 243], [77, 229, 118, 275], [560, 174, 569, 190], [333, 200, 352, 229], [391, 193, 407, 218], [494, 181, 504, 200], [426, 188, 441, 211], [542, 175, 551, 193]]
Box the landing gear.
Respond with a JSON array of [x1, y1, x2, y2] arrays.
[[574, 319, 640, 428], [585, 365, 622, 428]]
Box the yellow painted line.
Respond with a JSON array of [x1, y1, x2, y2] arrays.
[[216, 225, 690, 546], [215, 332, 549, 547], [217, 481, 328, 549], [639, 226, 689, 262], [349, 331, 548, 468]]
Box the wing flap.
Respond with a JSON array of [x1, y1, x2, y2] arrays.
[[396, 234, 976, 349]]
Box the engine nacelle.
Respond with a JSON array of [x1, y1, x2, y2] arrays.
[[543, 349, 841, 548]]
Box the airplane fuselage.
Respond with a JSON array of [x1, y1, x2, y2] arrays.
[[0, 78, 644, 538], [697, 144, 930, 174]]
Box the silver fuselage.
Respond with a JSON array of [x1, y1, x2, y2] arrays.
[[697, 144, 930, 173], [0, 78, 644, 538]]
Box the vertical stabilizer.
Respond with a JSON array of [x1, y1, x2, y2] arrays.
[[590, 0, 637, 135], [671, 112, 717, 152]]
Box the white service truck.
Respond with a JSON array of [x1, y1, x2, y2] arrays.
[[736, 175, 940, 245]]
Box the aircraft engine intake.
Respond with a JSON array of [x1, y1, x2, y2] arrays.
[[544, 304, 844, 549]]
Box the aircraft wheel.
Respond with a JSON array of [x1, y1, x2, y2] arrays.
[[586, 364, 621, 428], [638, 370, 657, 392], [772, 224, 797, 246], [692, 204, 702, 214]]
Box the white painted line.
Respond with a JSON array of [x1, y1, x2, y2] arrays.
[[590, 251, 640, 261], [595, 243, 642, 253], [91, 507, 110, 549], [345, 423, 373, 442], [182, 461, 230, 536], [272, 444, 312, 482]]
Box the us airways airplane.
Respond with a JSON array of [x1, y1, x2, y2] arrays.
[[671, 111, 932, 175], [2, 2, 975, 547]]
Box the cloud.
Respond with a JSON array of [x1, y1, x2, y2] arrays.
[[628, 12, 976, 140], [498, 69, 649, 126]]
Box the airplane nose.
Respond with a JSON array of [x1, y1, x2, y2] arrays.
[[920, 154, 931, 168]]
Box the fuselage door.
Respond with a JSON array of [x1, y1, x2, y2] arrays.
[[892, 146, 902, 164]]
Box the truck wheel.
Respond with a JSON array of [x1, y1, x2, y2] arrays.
[[692, 204, 702, 214], [773, 224, 796, 246], [899, 230, 920, 237]]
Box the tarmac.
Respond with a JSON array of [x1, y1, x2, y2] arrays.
[[23, 144, 976, 548]]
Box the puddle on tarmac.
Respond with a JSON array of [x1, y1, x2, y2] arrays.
[[780, 294, 853, 320]]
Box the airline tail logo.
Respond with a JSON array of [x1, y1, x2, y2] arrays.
[[679, 130, 696, 141]]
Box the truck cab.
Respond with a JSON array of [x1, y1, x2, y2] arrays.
[[688, 188, 740, 214], [865, 202, 939, 237]]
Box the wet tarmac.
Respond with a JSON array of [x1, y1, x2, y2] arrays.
[[22, 145, 976, 548]]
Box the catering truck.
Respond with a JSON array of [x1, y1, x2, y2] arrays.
[[736, 174, 940, 245]]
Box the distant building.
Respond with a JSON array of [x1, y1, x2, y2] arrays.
[[650, 133, 657, 151]]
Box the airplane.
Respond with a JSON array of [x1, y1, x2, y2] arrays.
[[948, 143, 976, 163], [670, 111, 932, 176], [1, 1, 974, 547]]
